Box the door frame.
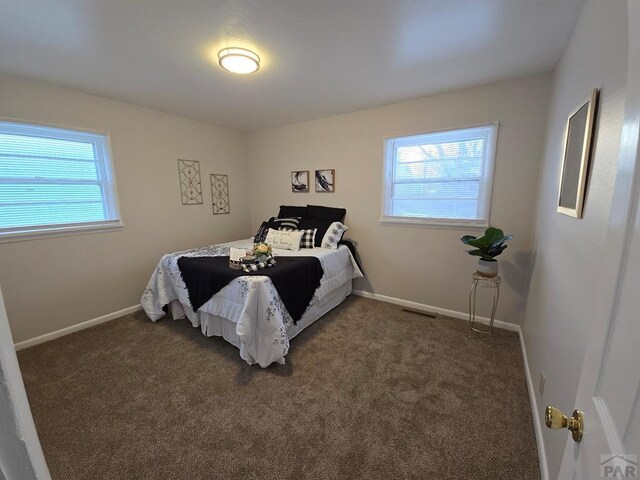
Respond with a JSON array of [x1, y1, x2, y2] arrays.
[[0, 284, 51, 479]]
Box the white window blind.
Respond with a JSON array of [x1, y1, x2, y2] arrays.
[[381, 123, 498, 226], [0, 120, 122, 241]]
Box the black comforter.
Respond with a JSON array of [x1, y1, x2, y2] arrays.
[[177, 256, 324, 322]]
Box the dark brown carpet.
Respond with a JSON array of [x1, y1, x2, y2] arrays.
[[18, 296, 539, 480]]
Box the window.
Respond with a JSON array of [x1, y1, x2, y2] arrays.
[[0, 120, 122, 241], [381, 123, 498, 227]]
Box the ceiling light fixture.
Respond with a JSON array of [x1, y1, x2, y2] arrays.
[[218, 47, 260, 74]]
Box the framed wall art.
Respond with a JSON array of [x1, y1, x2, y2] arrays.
[[291, 170, 309, 192], [315, 169, 335, 193], [211, 174, 230, 214], [557, 88, 599, 218], [177, 159, 203, 205]]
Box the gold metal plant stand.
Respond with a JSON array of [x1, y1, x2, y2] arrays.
[[468, 272, 501, 337]]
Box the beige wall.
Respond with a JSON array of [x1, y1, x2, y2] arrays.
[[0, 75, 252, 343], [521, 0, 629, 478], [247, 74, 551, 324]]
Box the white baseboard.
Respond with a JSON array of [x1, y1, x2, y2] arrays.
[[351, 289, 519, 332], [351, 289, 547, 480], [518, 329, 548, 480], [14, 304, 142, 351]]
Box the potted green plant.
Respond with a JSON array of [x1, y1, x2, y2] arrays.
[[461, 227, 513, 277]]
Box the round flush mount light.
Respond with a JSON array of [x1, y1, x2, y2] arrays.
[[218, 47, 260, 74]]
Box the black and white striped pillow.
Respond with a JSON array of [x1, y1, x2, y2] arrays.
[[298, 228, 317, 249], [273, 217, 300, 231]]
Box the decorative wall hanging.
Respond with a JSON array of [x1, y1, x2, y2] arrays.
[[177, 159, 203, 205], [315, 169, 335, 193], [291, 170, 309, 192], [557, 88, 599, 218], [211, 174, 230, 214]]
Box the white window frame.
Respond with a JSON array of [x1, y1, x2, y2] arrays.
[[0, 119, 123, 243], [380, 122, 498, 228]]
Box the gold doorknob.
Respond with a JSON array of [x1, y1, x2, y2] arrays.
[[545, 406, 584, 442]]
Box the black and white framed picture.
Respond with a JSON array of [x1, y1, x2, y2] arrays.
[[177, 159, 203, 205], [315, 169, 335, 193], [211, 174, 230, 214], [291, 170, 309, 192]]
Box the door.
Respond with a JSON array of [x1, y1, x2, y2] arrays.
[[555, 2, 640, 478]]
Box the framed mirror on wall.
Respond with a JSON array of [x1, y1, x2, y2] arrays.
[[557, 88, 599, 218]]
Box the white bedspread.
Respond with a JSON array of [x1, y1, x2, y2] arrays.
[[141, 239, 363, 367]]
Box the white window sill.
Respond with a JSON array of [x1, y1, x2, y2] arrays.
[[0, 221, 124, 244], [379, 216, 488, 229]]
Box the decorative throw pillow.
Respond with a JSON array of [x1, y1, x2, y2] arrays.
[[298, 228, 317, 249], [253, 218, 274, 243], [298, 218, 333, 247], [320, 222, 348, 249], [278, 205, 309, 219], [273, 217, 301, 231], [265, 228, 304, 251]]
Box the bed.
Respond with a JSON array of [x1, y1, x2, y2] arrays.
[[141, 238, 363, 367]]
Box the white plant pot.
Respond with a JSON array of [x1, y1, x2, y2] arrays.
[[477, 259, 499, 277]]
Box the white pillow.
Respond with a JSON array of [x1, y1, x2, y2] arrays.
[[264, 228, 304, 251], [321, 222, 349, 249]]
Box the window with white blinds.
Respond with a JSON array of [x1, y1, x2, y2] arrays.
[[0, 120, 122, 241], [381, 123, 498, 226]]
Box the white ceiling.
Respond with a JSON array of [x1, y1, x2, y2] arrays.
[[0, 0, 584, 132]]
